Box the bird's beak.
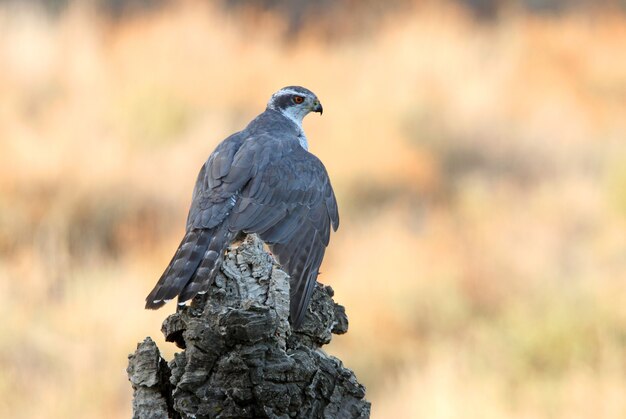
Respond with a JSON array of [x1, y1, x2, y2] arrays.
[[312, 100, 323, 115]]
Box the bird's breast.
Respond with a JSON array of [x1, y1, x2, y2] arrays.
[[297, 134, 309, 150]]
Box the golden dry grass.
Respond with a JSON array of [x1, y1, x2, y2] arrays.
[[1, 1, 625, 418]]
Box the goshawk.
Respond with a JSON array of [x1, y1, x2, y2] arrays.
[[145, 86, 339, 327]]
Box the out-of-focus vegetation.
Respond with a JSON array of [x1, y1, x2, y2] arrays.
[[1, 1, 625, 418]]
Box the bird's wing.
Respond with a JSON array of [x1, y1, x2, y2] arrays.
[[228, 140, 339, 327], [146, 131, 249, 308], [186, 132, 250, 230]]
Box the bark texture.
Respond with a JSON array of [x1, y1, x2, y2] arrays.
[[127, 235, 370, 419]]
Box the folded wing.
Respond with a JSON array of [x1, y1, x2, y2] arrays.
[[228, 143, 339, 327]]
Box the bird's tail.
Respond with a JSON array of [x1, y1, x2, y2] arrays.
[[145, 225, 233, 309], [178, 226, 234, 302]]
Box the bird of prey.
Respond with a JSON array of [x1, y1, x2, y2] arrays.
[[145, 86, 339, 328]]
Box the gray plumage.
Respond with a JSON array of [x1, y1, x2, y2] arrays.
[[146, 86, 339, 328]]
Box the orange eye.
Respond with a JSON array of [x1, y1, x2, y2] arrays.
[[293, 96, 304, 104]]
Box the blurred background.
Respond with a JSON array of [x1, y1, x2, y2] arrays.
[[1, 0, 626, 417]]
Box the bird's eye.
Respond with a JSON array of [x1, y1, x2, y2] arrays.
[[293, 95, 304, 104]]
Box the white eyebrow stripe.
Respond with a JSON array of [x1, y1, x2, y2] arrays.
[[272, 89, 306, 98]]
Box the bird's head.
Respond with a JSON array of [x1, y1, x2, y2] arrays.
[[266, 86, 323, 127]]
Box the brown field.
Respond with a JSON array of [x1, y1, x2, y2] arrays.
[[1, 1, 625, 418]]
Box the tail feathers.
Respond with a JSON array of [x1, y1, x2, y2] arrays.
[[178, 227, 233, 303], [145, 229, 211, 309]]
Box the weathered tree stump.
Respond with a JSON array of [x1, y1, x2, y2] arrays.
[[127, 235, 370, 419]]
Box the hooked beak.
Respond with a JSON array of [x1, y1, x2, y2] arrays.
[[312, 100, 323, 115]]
